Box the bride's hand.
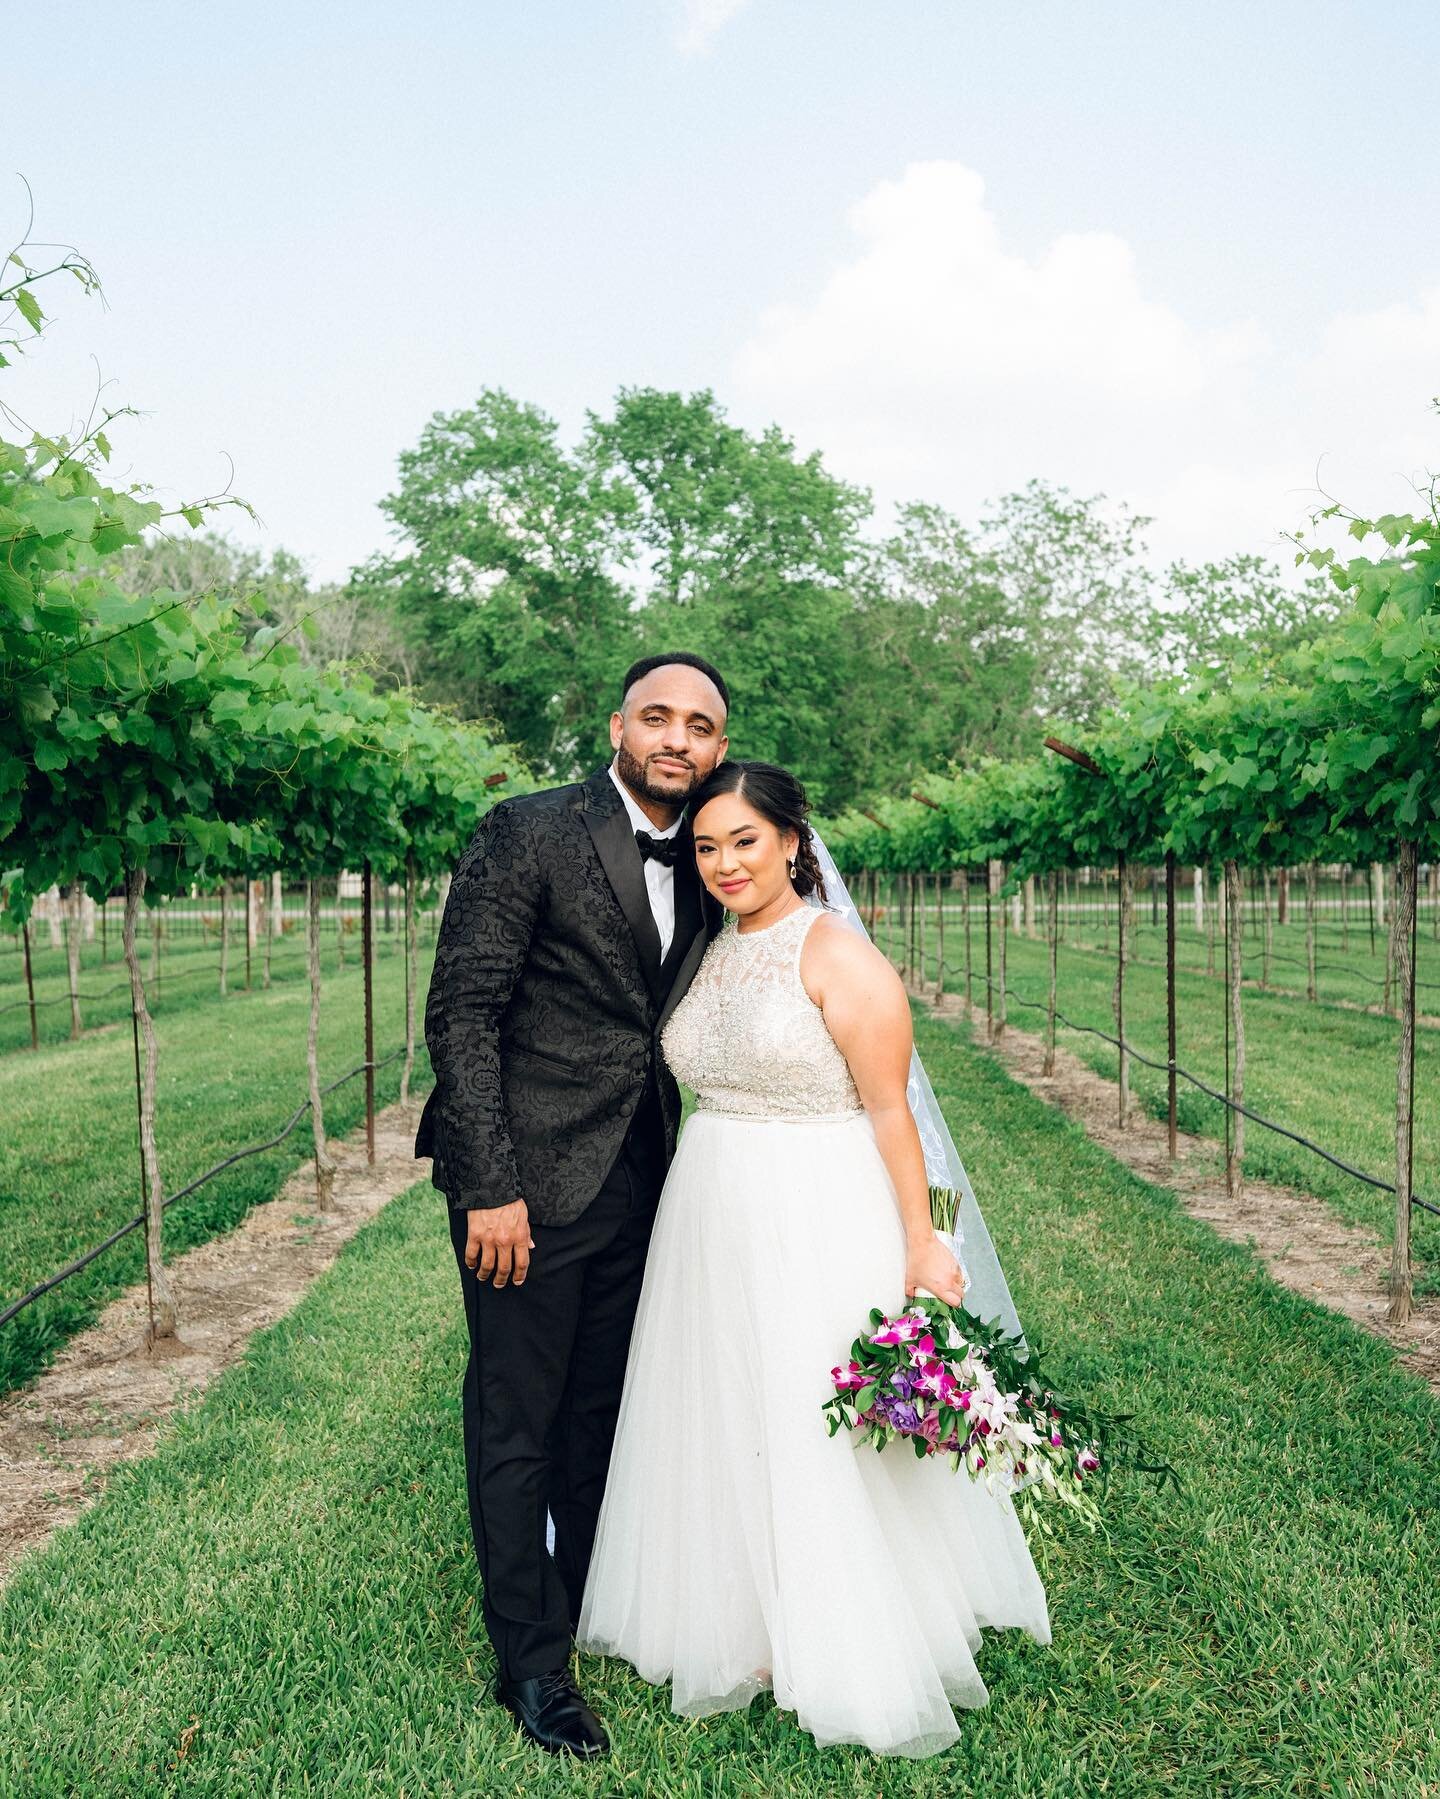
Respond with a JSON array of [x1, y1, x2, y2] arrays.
[[905, 1233, 967, 1308]]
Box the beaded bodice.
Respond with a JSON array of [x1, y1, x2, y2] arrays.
[[661, 903, 864, 1120]]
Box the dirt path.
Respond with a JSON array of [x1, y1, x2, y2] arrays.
[[0, 1099, 433, 1588], [921, 992, 1440, 1397]]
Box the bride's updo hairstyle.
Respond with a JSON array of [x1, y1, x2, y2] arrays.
[[685, 760, 829, 904]]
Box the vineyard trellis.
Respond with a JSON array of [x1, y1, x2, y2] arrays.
[[820, 496, 1440, 1322], [0, 246, 530, 1355]]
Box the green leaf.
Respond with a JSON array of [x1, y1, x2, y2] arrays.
[[13, 287, 43, 333], [17, 682, 57, 726], [32, 738, 69, 773]]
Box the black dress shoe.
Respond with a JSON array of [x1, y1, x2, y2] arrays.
[[497, 1667, 610, 1758]]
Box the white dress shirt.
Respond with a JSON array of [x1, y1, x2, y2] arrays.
[[608, 761, 682, 962]]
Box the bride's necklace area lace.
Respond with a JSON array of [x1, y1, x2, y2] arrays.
[[728, 897, 810, 938], [662, 898, 863, 1120]]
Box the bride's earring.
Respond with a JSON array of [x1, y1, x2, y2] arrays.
[[789, 860, 798, 882]]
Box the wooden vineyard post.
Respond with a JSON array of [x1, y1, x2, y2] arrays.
[[1305, 862, 1318, 1002], [963, 869, 973, 1019], [1114, 852, 1130, 1129], [363, 857, 376, 1167], [1044, 868, 1058, 1077], [1206, 866, 1217, 976], [21, 919, 38, 1051], [915, 870, 927, 994], [218, 879, 229, 996], [1224, 858, 1245, 1199], [934, 871, 945, 1002], [1165, 851, 1178, 1160], [984, 877, 994, 1043], [401, 852, 418, 1109], [244, 875, 252, 992], [64, 884, 83, 1040], [307, 878, 337, 1211], [264, 872, 278, 989], [1261, 867, 1273, 988], [124, 865, 177, 1341], [1388, 841, 1418, 1324], [1384, 863, 1397, 1017], [996, 862, 1008, 1043], [1342, 863, 1351, 952]]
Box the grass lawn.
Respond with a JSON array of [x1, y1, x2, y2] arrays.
[[0, 909, 430, 1056], [2, 1010, 1435, 1796], [0, 941, 435, 1397], [907, 916, 1440, 1271]]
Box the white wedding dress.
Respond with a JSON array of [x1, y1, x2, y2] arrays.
[[578, 903, 1052, 1757]]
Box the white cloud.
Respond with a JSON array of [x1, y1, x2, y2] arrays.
[[676, 0, 753, 56], [731, 161, 1440, 570]]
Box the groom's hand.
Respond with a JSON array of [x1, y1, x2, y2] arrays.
[[466, 1200, 534, 1288]]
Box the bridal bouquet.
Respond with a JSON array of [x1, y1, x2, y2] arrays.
[[822, 1188, 1173, 1533]]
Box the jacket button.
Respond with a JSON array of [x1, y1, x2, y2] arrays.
[[620, 1099, 634, 1117]]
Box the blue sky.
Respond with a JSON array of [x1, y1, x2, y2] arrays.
[[7, 0, 1439, 580]]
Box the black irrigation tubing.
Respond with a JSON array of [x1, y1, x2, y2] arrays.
[[929, 959, 1440, 1223], [0, 1046, 408, 1331]]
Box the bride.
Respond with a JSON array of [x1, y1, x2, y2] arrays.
[[578, 760, 1051, 1758]]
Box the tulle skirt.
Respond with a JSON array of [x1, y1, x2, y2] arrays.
[[577, 1108, 1052, 1758]]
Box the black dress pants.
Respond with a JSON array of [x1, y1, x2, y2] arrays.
[[448, 1087, 666, 1681]]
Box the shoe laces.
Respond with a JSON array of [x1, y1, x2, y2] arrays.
[[536, 1667, 580, 1708]]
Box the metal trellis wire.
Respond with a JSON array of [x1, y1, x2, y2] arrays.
[[0, 1047, 410, 1331]]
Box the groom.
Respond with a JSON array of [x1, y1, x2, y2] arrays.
[[415, 652, 729, 1758]]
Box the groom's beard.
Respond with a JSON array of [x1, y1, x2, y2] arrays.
[[614, 741, 701, 807]]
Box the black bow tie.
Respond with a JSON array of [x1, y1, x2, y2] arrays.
[[635, 829, 681, 868]]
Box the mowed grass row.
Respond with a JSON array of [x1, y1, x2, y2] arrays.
[[2, 1010, 1436, 1797], [906, 919, 1440, 1266], [0, 942, 436, 1396], [0, 911, 435, 1056]]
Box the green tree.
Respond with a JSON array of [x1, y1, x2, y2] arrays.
[[852, 501, 1041, 784], [979, 479, 1154, 724], [354, 388, 636, 774], [1144, 553, 1342, 678]]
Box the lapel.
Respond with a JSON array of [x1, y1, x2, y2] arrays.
[[657, 870, 722, 1038], [580, 767, 666, 1005]]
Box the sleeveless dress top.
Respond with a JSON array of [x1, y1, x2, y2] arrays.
[[661, 902, 864, 1121]]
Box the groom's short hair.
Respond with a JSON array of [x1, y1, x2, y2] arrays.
[[621, 653, 730, 716]]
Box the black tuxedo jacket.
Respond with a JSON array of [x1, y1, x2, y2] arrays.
[[415, 765, 721, 1225]]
